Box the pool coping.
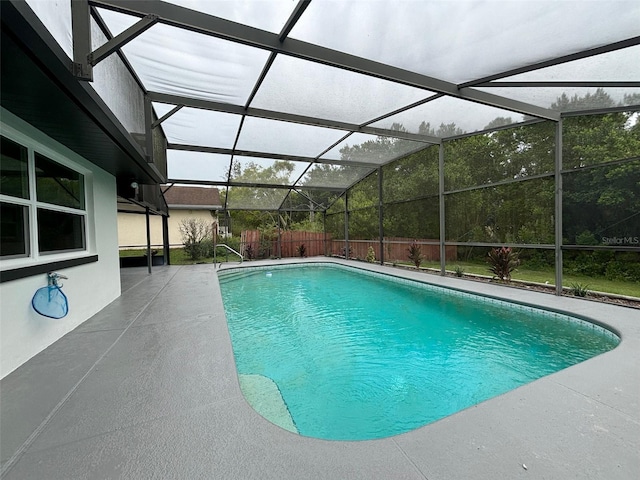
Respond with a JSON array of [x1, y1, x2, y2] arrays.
[[1, 258, 638, 479]]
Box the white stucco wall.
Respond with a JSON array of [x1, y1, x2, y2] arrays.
[[1, 110, 121, 378], [117, 209, 216, 249]]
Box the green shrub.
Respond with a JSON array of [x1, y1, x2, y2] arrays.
[[575, 230, 599, 245], [564, 250, 640, 282], [487, 247, 520, 282], [518, 249, 554, 270], [297, 243, 307, 257], [200, 238, 214, 258], [224, 236, 241, 253], [570, 283, 590, 297], [179, 218, 213, 260], [366, 246, 376, 263], [454, 265, 465, 277]]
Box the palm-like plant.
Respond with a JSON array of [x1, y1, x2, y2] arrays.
[[407, 241, 423, 268], [487, 247, 520, 282]]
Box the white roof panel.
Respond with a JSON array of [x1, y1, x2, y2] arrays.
[[299, 164, 375, 189], [236, 117, 347, 158], [321, 133, 425, 165], [289, 1, 640, 84], [251, 55, 435, 124], [152, 104, 241, 149], [475, 87, 640, 113], [226, 186, 289, 210], [167, 150, 231, 182], [230, 157, 310, 185], [371, 96, 529, 135], [97, 8, 271, 105], [494, 45, 640, 82], [161, 0, 296, 33], [26, 0, 73, 58]]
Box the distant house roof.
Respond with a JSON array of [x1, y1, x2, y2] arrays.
[[162, 186, 222, 210]]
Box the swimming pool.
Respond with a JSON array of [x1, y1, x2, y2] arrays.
[[218, 263, 619, 441]]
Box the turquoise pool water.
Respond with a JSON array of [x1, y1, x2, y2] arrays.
[[218, 263, 619, 441]]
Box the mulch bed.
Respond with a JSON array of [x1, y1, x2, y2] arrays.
[[443, 271, 640, 310]]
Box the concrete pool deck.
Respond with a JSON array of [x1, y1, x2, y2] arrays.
[[1, 258, 638, 479]]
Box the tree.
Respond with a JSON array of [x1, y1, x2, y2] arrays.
[[560, 91, 640, 244], [225, 160, 296, 234], [551, 88, 616, 111]]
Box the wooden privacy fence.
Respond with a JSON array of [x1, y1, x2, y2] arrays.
[[240, 231, 456, 261], [240, 230, 329, 258], [329, 237, 457, 262]]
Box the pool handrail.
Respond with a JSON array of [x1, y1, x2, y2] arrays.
[[214, 243, 243, 268]]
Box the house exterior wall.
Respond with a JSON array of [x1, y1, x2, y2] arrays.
[[117, 213, 164, 249], [1, 111, 121, 378], [117, 209, 216, 249]]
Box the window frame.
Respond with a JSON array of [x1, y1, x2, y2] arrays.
[[0, 123, 93, 270]]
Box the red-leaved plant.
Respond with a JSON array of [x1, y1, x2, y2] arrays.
[[407, 241, 423, 268], [487, 246, 520, 282]]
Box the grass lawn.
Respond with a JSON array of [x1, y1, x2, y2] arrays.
[[415, 260, 638, 298], [119, 248, 163, 257], [119, 248, 240, 265]]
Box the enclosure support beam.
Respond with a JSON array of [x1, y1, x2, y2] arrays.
[[152, 92, 439, 144], [71, 0, 93, 80], [162, 215, 170, 265], [144, 95, 154, 164], [145, 206, 152, 274], [88, 14, 158, 66], [323, 212, 327, 257], [439, 143, 446, 275], [277, 212, 282, 259], [344, 192, 350, 260], [378, 167, 384, 265], [554, 120, 563, 295], [152, 105, 183, 128]]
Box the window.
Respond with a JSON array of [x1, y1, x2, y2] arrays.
[[35, 153, 84, 209], [1, 134, 87, 259], [1, 136, 29, 199], [0, 202, 29, 257]]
